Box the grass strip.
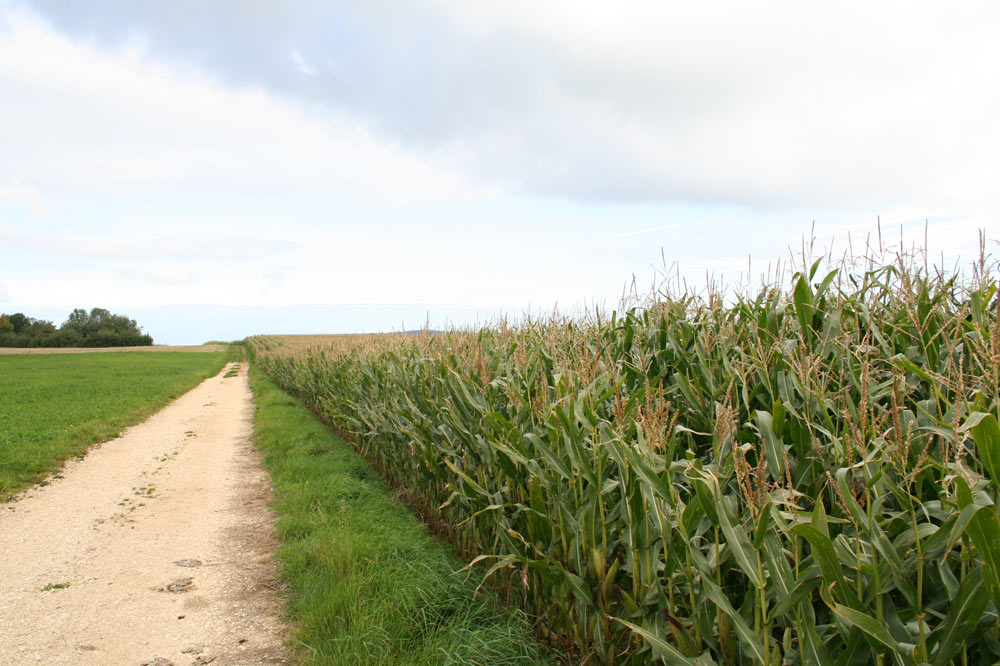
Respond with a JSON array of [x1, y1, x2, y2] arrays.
[[248, 364, 552, 666], [0, 349, 233, 499]]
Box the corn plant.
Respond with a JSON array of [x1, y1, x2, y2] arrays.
[[249, 246, 1000, 665]]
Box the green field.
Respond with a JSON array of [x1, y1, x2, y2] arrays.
[[248, 365, 551, 665], [0, 350, 230, 499]]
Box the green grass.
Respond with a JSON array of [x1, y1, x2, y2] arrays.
[[0, 350, 231, 499], [248, 364, 552, 666]]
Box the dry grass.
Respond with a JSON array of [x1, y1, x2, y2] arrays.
[[250, 333, 427, 358]]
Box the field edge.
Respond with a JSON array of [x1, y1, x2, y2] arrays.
[[246, 362, 553, 666]]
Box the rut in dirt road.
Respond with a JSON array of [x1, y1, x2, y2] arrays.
[[0, 362, 292, 666]]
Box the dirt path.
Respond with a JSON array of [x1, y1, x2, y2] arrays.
[[0, 362, 292, 666]]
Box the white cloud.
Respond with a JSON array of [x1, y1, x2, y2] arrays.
[[15, 1, 1000, 213], [0, 223, 297, 260], [407, 0, 1000, 211], [0, 8, 474, 203], [289, 48, 317, 76], [605, 224, 680, 241], [0, 280, 9, 302], [0, 178, 44, 211], [1, 2, 994, 327]]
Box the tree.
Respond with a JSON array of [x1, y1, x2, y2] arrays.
[[58, 307, 152, 347], [7, 312, 28, 333], [27, 319, 55, 342], [62, 308, 89, 334], [0, 308, 153, 347]]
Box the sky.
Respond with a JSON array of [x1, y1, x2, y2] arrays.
[[0, 1, 997, 344]]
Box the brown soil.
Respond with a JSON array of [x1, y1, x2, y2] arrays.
[[0, 363, 292, 665]]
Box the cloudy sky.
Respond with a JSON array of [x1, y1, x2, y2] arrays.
[[1, 1, 997, 343]]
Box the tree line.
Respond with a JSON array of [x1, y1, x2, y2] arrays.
[[0, 308, 153, 348]]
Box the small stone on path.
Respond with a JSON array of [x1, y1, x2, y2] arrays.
[[174, 559, 202, 568], [165, 577, 194, 593]]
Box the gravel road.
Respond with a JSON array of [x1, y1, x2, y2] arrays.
[[0, 362, 291, 666]]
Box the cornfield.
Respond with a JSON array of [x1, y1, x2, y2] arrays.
[[249, 246, 1000, 665]]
